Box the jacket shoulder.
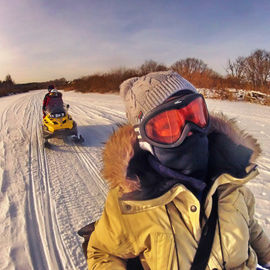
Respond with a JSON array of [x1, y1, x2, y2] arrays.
[[238, 186, 255, 206]]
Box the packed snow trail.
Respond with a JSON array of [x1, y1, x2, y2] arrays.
[[0, 90, 125, 270], [0, 90, 269, 270]]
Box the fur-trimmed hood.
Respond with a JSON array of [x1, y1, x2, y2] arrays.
[[102, 113, 261, 196]]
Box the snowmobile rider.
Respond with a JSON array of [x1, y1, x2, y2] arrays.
[[87, 71, 270, 269], [42, 85, 64, 118]]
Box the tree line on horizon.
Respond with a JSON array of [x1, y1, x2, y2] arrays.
[[1, 48, 269, 98], [66, 49, 270, 95], [0, 76, 67, 97]]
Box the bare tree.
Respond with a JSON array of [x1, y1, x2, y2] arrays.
[[5, 74, 14, 85], [245, 49, 270, 89], [226, 57, 246, 81], [226, 49, 270, 91], [139, 60, 168, 75], [1, 74, 15, 90], [171, 58, 208, 75]]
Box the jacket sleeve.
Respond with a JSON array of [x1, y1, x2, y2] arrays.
[[243, 187, 270, 265], [43, 94, 48, 109], [87, 189, 137, 269]]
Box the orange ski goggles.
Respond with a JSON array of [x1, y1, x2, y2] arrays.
[[134, 94, 209, 148]]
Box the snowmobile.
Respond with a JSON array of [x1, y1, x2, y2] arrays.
[[42, 104, 84, 147]]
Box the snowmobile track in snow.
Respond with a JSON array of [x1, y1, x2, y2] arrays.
[[22, 92, 113, 270], [44, 141, 107, 270], [25, 96, 69, 270]]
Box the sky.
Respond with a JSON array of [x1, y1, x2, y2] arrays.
[[0, 0, 270, 83]]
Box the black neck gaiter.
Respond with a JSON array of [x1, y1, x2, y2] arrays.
[[152, 133, 209, 181]]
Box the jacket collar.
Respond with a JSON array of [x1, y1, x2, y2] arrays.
[[119, 168, 259, 214], [102, 113, 261, 198]]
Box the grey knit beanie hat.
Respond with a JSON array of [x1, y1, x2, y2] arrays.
[[120, 70, 198, 126]]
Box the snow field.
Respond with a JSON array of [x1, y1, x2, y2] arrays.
[[0, 90, 269, 270]]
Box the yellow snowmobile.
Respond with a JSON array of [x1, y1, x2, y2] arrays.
[[42, 104, 83, 147]]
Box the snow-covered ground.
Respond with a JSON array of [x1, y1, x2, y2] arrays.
[[0, 90, 269, 270]]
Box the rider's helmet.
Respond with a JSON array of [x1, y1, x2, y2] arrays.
[[48, 85, 55, 92], [49, 89, 58, 96]]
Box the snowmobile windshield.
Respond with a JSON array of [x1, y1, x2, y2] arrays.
[[46, 104, 66, 118]]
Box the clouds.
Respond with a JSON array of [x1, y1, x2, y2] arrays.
[[0, 0, 269, 82]]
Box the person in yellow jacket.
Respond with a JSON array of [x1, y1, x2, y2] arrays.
[[87, 71, 270, 269]]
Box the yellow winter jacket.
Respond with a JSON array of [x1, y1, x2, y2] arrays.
[[87, 114, 270, 270]]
